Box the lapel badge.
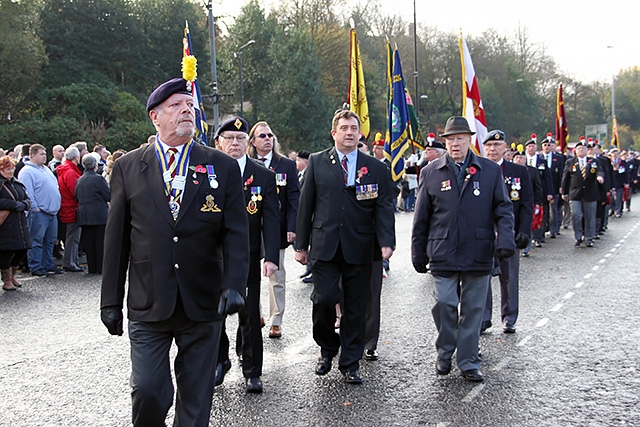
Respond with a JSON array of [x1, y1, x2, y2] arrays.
[[440, 180, 452, 191], [201, 194, 221, 212]]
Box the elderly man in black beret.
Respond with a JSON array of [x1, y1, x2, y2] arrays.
[[411, 117, 515, 382], [100, 78, 250, 426]]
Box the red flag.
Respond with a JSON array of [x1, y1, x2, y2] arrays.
[[554, 84, 569, 153], [459, 33, 487, 155]]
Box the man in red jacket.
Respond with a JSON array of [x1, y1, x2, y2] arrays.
[[56, 144, 84, 272]]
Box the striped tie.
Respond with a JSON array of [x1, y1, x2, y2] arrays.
[[581, 159, 587, 180], [167, 148, 178, 179], [341, 155, 348, 185]]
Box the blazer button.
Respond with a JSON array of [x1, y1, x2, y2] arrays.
[[173, 236, 179, 242], [174, 263, 179, 269]]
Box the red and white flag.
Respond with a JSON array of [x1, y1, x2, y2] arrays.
[[459, 33, 487, 156]]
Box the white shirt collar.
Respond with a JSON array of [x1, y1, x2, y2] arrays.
[[236, 154, 248, 176]]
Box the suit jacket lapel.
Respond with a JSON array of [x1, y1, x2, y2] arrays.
[[141, 144, 175, 226], [176, 144, 207, 224], [328, 147, 346, 185], [243, 160, 257, 203]]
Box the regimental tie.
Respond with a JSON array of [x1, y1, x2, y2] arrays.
[[581, 159, 587, 180], [341, 155, 348, 185], [167, 148, 178, 197]]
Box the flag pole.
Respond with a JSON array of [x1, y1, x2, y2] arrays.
[[207, 0, 220, 139]]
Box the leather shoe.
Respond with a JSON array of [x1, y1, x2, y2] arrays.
[[364, 349, 378, 361], [461, 369, 484, 382], [436, 358, 451, 375], [503, 325, 516, 334], [315, 356, 332, 375], [480, 320, 492, 333], [48, 267, 64, 274], [245, 377, 263, 393], [343, 369, 363, 384], [302, 276, 313, 284], [64, 266, 84, 272], [214, 359, 232, 387], [586, 240, 594, 247], [31, 270, 51, 277], [268, 325, 282, 338]]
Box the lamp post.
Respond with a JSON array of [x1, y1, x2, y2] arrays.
[[234, 39, 255, 117]]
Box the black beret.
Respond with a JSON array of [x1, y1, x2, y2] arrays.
[[214, 116, 249, 139], [524, 139, 537, 147], [575, 140, 587, 147], [483, 130, 505, 144], [297, 150, 310, 159], [426, 139, 445, 149], [146, 78, 193, 112]]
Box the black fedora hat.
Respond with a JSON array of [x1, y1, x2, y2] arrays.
[[440, 116, 475, 137]]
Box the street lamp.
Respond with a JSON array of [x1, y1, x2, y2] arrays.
[[234, 39, 255, 117]]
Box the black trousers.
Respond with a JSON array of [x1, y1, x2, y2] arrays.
[[311, 244, 372, 371], [218, 253, 263, 378], [0, 249, 27, 270], [365, 260, 383, 351], [79, 225, 105, 274], [128, 301, 222, 427]]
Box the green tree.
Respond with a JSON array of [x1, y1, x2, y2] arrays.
[[0, 0, 47, 123]]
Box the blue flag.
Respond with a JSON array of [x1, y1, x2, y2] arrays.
[[183, 22, 209, 146], [385, 49, 411, 182]]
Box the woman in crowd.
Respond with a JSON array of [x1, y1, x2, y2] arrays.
[[0, 156, 32, 290], [75, 154, 110, 274]]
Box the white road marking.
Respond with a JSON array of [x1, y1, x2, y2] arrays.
[[492, 357, 511, 371], [598, 258, 606, 264], [591, 265, 599, 271], [575, 282, 584, 288], [536, 318, 549, 327], [517, 336, 532, 347], [604, 253, 612, 258], [462, 383, 485, 402], [564, 292, 575, 300], [583, 273, 593, 279], [550, 303, 563, 312]]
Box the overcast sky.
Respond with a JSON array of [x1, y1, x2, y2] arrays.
[[212, 0, 637, 83]]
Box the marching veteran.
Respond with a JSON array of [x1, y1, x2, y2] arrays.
[[100, 77, 249, 426], [411, 117, 515, 382], [213, 116, 280, 394]]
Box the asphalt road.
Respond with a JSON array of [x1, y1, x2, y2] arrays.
[[1, 209, 639, 426]]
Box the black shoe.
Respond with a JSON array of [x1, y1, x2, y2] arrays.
[[550, 233, 556, 238], [436, 358, 452, 375], [64, 266, 84, 272], [594, 235, 600, 239], [315, 356, 332, 376], [214, 359, 232, 387], [31, 270, 51, 277], [48, 267, 64, 274], [364, 349, 378, 361], [534, 241, 542, 248], [302, 276, 313, 284], [245, 377, 263, 393], [461, 369, 484, 382], [503, 325, 516, 334], [480, 320, 492, 333], [574, 240, 582, 247], [299, 271, 310, 279], [343, 369, 363, 384], [586, 240, 594, 248]]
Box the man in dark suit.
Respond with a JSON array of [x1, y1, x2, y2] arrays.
[[590, 142, 613, 235], [481, 130, 533, 334], [541, 134, 565, 238], [100, 78, 249, 426], [247, 121, 300, 339], [213, 116, 280, 394], [513, 146, 543, 257], [561, 139, 604, 247], [525, 138, 553, 246], [411, 117, 515, 383], [294, 110, 395, 384]]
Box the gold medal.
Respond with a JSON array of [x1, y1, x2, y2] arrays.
[[246, 199, 258, 215]]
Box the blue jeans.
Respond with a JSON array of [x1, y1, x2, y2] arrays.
[[27, 211, 58, 273]]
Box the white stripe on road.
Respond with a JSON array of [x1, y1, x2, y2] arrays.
[[550, 303, 563, 312], [592, 265, 599, 271], [492, 357, 511, 371], [517, 335, 532, 347], [598, 258, 606, 264], [564, 292, 575, 300], [536, 318, 549, 327], [462, 383, 485, 402], [575, 282, 584, 288], [583, 273, 593, 279], [604, 253, 612, 258]]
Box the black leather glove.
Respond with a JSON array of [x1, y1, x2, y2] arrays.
[[22, 199, 31, 210], [496, 248, 515, 261], [413, 262, 429, 274], [15, 201, 27, 212], [515, 232, 530, 249], [218, 288, 245, 315], [101, 306, 123, 336]]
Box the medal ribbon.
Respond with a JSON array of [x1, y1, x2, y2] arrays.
[[155, 139, 194, 202]]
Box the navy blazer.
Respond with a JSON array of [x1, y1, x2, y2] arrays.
[[101, 143, 250, 322], [242, 158, 280, 264], [75, 170, 110, 226], [561, 156, 604, 202], [268, 155, 300, 249], [502, 161, 534, 237], [295, 147, 395, 264], [411, 152, 515, 275]]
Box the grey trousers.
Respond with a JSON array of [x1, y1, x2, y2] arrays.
[[484, 252, 520, 327], [570, 200, 596, 241], [63, 222, 81, 269], [432, 272, 490, 371]]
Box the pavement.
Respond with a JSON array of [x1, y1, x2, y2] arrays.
[[1, 209, 639, 426]]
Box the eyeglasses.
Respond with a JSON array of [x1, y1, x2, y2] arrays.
[[220, 135, 248, 143], [258, 133, 274, 139]]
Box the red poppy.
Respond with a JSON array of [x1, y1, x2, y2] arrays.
[[194, 165, 207, 174], [468, 166, 477, 175]]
